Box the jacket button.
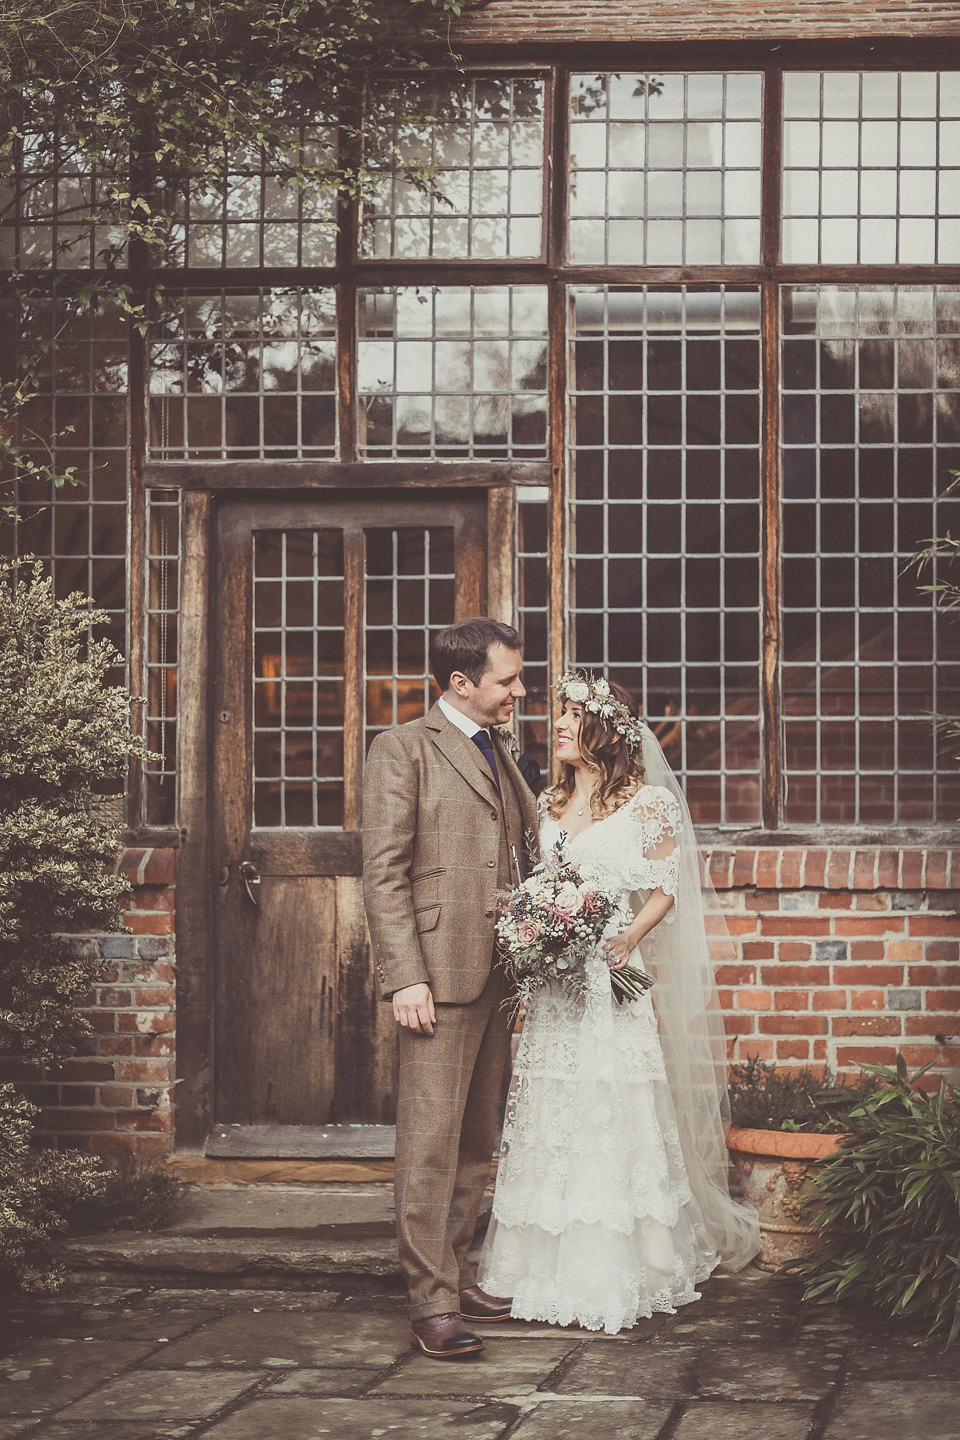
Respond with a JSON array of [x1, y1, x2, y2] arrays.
[[484, 908, 494, 917], [491, 810, 498, 820], [486, 859, 496, 868]]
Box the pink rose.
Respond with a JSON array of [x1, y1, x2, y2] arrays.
[[518, 920, 542, 946]]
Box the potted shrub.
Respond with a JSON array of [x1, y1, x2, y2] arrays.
[[801, 1057, 960, 1345], [725, 1057, 874, 1271]]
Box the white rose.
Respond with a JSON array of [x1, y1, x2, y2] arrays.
[[594, 678, 610, 696], [553, 880, 583, 915], [567, 681, 589, 703]]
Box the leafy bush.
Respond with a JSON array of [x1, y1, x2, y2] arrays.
[[0, 1085, 107, 1290], [0, 561, 147, 1064], [0, 561, 167, 1291], [801, 1058, 960, 1344], [65, 1155, 188, 1234], [728, 1055, 877, 1134]]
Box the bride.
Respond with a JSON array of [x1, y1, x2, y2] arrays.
[[478, 671, 759, 1333]]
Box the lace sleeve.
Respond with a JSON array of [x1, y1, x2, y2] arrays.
[[625, 785, 681, 912]]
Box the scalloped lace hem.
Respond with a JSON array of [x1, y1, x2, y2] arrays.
[[507, 1282, 702, 1334]]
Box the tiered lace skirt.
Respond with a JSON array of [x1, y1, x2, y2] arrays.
[[478, 959, 717, 1334]]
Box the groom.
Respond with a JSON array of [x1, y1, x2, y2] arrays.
[[362, 618, 539, 1359]]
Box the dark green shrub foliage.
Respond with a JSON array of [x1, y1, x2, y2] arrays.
[[0, 560, 155, 1289], [728, 1055, 877, 1134], [802, 1057, 960, 1344], [0, 562, 145, 1065]]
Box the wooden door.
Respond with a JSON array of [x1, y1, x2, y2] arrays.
[[210, 492, 486, 1141]]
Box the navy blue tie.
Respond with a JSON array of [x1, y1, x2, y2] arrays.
[[471, 729, 500, 787]]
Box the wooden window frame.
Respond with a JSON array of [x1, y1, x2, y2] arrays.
[[7, 42, 956, 844]]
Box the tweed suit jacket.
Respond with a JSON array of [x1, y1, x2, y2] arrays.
[[362, 704, 539, 1005]]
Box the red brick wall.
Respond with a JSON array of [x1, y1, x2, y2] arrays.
[[709, 847, 960, 1083], [5, 843, 957, 1156], [450, 0, 960, 42], [0, 848, 177, 1160]]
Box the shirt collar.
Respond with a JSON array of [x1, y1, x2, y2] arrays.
[[437, 694, 486, 740]]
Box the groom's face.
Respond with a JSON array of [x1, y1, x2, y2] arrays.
[[455, 643, 526, 729]]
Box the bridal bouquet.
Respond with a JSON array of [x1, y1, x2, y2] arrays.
[[494, 840, 653, 1012]]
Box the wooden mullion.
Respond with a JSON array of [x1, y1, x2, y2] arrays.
[[759, 66, 783, 831], [126, 301, 148, 830], [548, 277, 567, 773], [343, 528, 365, 830]]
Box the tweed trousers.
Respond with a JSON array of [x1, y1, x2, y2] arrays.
[[394, 959, 513, 1321]]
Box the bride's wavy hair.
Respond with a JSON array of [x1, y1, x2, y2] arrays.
[[544, 678, 646, 821]]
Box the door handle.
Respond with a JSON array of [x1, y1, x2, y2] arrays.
[[239, 860, 261, 907]]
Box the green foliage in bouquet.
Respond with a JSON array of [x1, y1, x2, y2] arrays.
[[801, 1057, 960, 1345], [728, 1055, 878, 1134]]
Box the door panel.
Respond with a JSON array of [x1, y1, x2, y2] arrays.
[[211, 493, 486, 1133]]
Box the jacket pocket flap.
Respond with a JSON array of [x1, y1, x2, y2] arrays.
[[414, 902, 441, 933]]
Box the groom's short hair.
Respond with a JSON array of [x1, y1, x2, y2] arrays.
[[430, 617, 523, 691]]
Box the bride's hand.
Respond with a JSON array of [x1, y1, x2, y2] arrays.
[[603, 933, 632, 970]]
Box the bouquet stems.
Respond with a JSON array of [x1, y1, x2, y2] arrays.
[[610, 962, 654, 1005]]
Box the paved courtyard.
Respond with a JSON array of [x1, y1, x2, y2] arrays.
[[3, 1270, 960, 1440]]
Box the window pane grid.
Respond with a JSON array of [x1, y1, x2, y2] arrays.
[[781, 284, 960, 825], [148, 289, 337, 460], [253, 528, 345, 828], [357, 286, 548, 459], [167, 130, 337, 269], [144, 488, 180, 826], [361, 76, 545, 261], [568, 285, 763, 826], [0, 294, 129, 676], [568, 72, 763, 266], [516, 488, 550, 777], [0, 133, 127, 271], [364, 527, 454, 752], [782, 70, 960, 264]]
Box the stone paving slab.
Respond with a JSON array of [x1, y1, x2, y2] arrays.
[[261, 1366, 378, 1397], [672, 1401, 818, 1439], [556, 1338, 842, 1402], [141, 1310, 410, 1370], [0, 1340, 158, 1418], [823, 1380, 960, 1440], [371, 1337, 581, 1399], [54, 1369, 266, 1422], [9, 1425, 197, 1440], [200, 1396, 516, 1439], [844, 1340, 960, 1380], [165, 1184, 396, 1237], [3, 1308, 210, 1345], [509, 1396, 674, 1439]]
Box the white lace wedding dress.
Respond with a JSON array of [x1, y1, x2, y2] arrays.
[[477, 784, 721, 1334]]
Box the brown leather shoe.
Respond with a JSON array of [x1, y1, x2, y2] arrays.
[[410, 1312, 485, 1359], [459, 1284, 514, 1322]]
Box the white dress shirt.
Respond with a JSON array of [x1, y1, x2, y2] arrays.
[[437, 694, 489, 741]]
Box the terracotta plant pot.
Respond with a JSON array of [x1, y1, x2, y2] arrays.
[[726, 1125, 849, 1272]]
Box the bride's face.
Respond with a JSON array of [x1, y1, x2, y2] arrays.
[[555, 700, 585, 767]]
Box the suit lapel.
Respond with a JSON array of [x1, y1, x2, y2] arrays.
[[491, 730, 539, 834], [426, 704, 501, 804]]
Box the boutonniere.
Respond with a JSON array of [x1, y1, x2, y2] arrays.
[[496, 726, 520, 759]]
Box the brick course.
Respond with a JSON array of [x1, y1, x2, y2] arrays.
[[709, 848, 960, 1086], [0, 849, 177, 1159], [451, 2, 960, 43], [4, 844, 958, 1154]]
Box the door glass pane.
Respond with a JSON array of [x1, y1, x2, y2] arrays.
[[253, 528, 345, 827], [781, 285, 960, 824], [782, 72, 960, 264], [568, 73, 763, 265], [569, 287, 763, 825], [364, 527, 455, 752]]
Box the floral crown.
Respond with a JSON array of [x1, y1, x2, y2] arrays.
[[555, 670, 647, 752]]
